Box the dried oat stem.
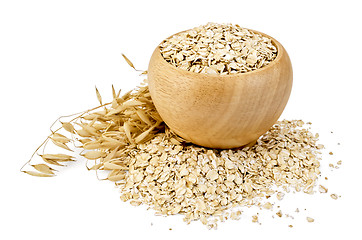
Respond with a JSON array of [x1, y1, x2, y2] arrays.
[[49, 102, 112, 133], [22, 82, 165, 177], [20, 126, 62, 173], [20, 102, 112, 173]]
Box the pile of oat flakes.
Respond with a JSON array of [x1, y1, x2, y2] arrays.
[[22, 82, 337, 229], [118, 118, 323, 228]]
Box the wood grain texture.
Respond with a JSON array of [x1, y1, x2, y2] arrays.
[[148, 29, 292, 149]]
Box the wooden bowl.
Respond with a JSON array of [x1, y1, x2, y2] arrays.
[[148, 29, 292, 149]]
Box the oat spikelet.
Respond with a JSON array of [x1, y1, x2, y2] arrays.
[[50, 133, 70, 144], [61, 122, 75, 133], [123, 122, 133, 143], [112, 85, 116, 99], [121, 53, 137, 71], [22, 171, 54, 177], [41, 154, 74, 161], [52, 141, 73, 151], [83, 151, 105, 160], [32, 164, 56, 175], [42, 158, 65, 166], [95, 86, 102, 105], [136, 109, 153, 126], [88, 163, 103, 171]]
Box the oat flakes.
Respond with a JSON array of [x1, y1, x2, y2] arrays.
[[160, 23, 277, 74]]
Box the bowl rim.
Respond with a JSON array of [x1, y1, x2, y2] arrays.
[[153, 27, 285, 79]]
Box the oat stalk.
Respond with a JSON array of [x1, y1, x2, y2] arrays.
[[21, 83, 164, 177], [20, 102, 113, 175]]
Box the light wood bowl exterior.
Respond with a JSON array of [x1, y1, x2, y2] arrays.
[[148, 29, 292, 149]]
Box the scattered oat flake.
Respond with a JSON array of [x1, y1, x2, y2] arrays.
[[306, 217, 314, 223], [263, 202, 273, 210], [319, 185, 328, 194], [330, 194, 339, 200], [276, 192, 285, 201]]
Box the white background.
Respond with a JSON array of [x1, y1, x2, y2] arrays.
[[1, 0, 361, 239]]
